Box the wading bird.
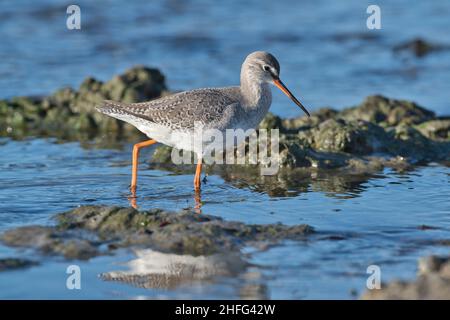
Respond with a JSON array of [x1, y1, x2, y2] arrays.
[[97, 51, 310, 195]]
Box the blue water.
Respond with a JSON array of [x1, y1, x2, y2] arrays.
[[2, 0, 450, 116], [0, 0, 449, 299]]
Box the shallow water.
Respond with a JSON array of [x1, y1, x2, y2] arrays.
[[0, 138, 449, 299], [1, 0, 450, 116], [0, 0, 450, 299]]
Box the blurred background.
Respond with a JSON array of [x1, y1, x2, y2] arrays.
[[1, 0, 449, 117]]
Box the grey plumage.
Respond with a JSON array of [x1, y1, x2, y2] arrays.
[[96, 51, 308, 153], [99, 87, 243, 131]]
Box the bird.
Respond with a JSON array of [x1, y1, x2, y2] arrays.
[[96, 51, 310, 194]]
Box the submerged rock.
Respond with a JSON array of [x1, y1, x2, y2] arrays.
[[1, 206, 314, 260], [393, 38, 450, 57], [361, 255, 450, 299], [0, 258, 38, 272], [0, 66, 167, 141]]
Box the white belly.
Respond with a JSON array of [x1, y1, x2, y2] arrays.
[[117, 114, 261, 158]]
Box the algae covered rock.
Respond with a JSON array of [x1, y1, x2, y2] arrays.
[[1, 205, 314, 259], [258, 112, 284, 131], [0, 66, 167, 141], [340, 95, 435, 127], [1, 225, 99, 260], [148, 93, 449, 174], [1, 62, 449, 173], [299, 118, 386, 155], [0, 258, 38, 272], [415, 118, 450, 141], [282, 107, 338, 130]]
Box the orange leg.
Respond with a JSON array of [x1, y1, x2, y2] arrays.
[[193, 160, 202, 191], [131, 139, 157, 192], [194, 189, 202, 214]]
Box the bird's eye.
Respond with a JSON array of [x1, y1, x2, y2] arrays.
[[263, 65, 270, 72]]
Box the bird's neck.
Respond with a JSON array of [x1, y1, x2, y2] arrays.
[[240, 74, 272, 111]]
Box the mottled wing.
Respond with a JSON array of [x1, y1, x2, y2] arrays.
[[98, 88, 240, 130]]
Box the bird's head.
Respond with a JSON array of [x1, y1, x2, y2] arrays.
[[242, 51, 310, 117]]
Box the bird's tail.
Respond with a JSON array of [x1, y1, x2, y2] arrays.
[[95, 100, 130, 116]]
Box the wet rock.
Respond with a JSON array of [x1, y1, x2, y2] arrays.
[[361, 255, 450, 299], [0, 66, 167, 141], [0, 258, 38, 272], [282, 108, 338, 130], [299, 119, 386, 155], [418, 256, 450, 275], [393, 38, 449, 57], [1, 62, 448, 172], [389, 124, 450, 162], [1, 225, 99, 260], [258, 112, 284, 131], [150, 94, 448, 175], [150, 145, 175, 165], [340, 95, 435, 127], [1, 206, 314, 259], [415, 118, 450, 141]]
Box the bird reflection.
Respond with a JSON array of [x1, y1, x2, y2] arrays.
[[128, 191, 138, 209], [128, 189, 203, 214], [100, 249, 247, 290], [194, 189, 202, 214]]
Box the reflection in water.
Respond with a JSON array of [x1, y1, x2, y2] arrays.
[[100, 249, 247, 290], [150, 162, 388, 200], [128, 192, 138, 209], [129, 188, 203, 213], [126, 159, 399, 210], [0, 138, 449, 299], [194, 189, 202, 214]]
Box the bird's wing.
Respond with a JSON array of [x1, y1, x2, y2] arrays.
[[98, 88, 240, 130]]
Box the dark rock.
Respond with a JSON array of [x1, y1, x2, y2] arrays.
[[340, 95, 435, 127], [393, 38, 449, 57], [299, 119, 385, 155], [282, 108, 338, 130], [415, 118, 450, 141], [0, 258, 38, 272], [150, 94, 448, 174], [1, 206, 314, 259], [258, 112, 284, 131], [1, 225, 99, 260], [1, 62, 448, 173], [0, 66, 167, 142]]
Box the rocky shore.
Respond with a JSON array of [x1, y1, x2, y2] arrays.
[[0, 205, 312, 296], [0, 66, 449, 298], [0, 66, 167, 143], [0, 205, 314, 260], [1, 65, 448, 172]]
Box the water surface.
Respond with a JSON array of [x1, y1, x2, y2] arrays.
[[0, 0, 449, 299]]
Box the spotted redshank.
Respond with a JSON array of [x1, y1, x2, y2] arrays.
[[96, 51, 310, 193]]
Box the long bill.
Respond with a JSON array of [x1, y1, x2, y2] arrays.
[[273, 78, 310, 117]]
